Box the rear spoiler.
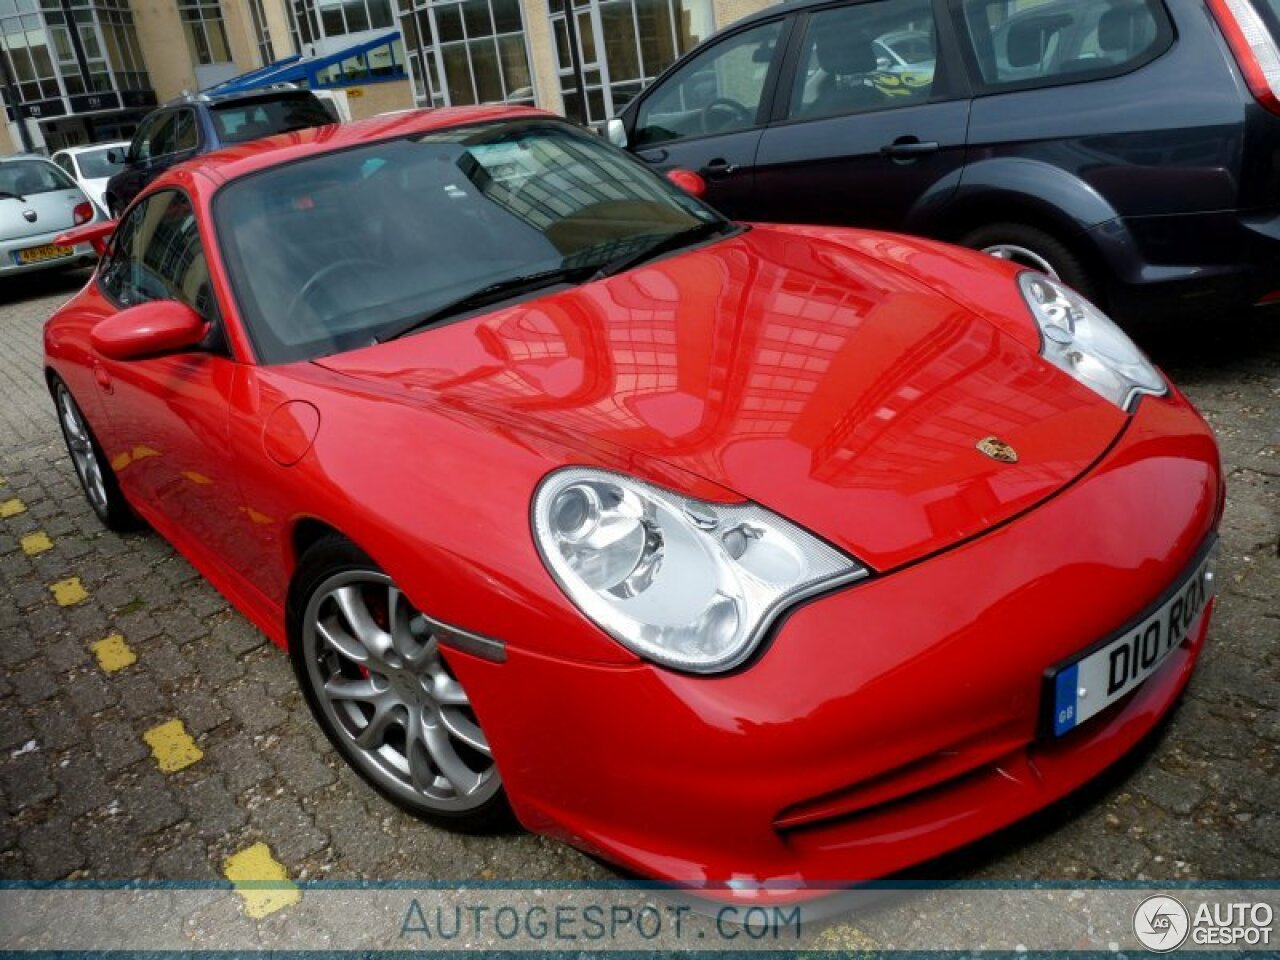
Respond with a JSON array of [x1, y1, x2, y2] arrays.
[[55, 220, 116, 257]]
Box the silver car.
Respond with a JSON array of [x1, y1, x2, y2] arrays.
[[1, 155, 102, 280]]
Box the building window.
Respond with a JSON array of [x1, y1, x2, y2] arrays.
[[548, 0, 714, 126], [0, 0, 150, 107], [291, 0, 394, 52], [177, 0, 232, 65], [397, 0, 534, 108], [248, 0, 275, 64]]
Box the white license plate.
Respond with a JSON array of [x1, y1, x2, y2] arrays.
[[1049, 547, 1216, 736]]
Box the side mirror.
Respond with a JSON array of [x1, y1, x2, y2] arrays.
[[605, 117, 628, 148], [91, 300, 209, 362], [55, 220, 117, 257], [665, 168, 707, 199]]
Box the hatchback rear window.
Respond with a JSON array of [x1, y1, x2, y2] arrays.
[[210, 95, 336, 144], [0, 159, 76, 198], [961, 0, 1172, 89]]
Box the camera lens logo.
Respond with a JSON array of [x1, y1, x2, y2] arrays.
[[1134, 895, 1190, 952]]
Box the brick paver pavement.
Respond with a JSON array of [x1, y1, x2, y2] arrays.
[[1, 269, 1276, 903]]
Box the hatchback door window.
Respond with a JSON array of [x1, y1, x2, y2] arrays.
[[633, 20, 784, 147], [788, 0, 939, 121], [961, 0, 1171, 87]]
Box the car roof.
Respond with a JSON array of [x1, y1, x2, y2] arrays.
[[160, 85, 324, 110], [0, 154, 59, 165], [54, 141, 130, 156], [175, 103, 552, 186]]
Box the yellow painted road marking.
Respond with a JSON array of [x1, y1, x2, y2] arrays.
[[50, 577, 88, 606], [223, 843, 300, 918], [20, 532, 53, 556], [1, 498, 26, 518], [142, 719, 203, 772], [91, 633, 136, 673]]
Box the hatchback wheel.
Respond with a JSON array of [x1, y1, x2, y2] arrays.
[[961, 222, 1098, 303], [51, 378, 136, 531], [290, 536, 510, 830]]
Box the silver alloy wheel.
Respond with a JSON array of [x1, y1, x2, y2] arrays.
[[981, 243, 1060, 279], [56, 384, 108, 515], [301, 570, 500, 812]]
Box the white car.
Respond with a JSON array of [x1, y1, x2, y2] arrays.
[[50, 142, 130, 214]]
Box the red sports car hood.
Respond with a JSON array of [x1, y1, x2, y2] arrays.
[[314, 226, 1129, 571]]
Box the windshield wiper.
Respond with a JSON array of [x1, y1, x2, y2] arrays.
[[377, 264, 597, 343], [591, 220, 732, 280], [0, 190, 26, 202]]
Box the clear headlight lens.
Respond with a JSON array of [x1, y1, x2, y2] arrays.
[[1019, 272, 1166, 411], [533, 468, 866, 673]]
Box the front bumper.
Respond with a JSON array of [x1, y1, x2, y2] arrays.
[[449, 388, 1222, 898]]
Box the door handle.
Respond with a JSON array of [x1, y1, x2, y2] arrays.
[[701, 158, 740, 178], [880, 138, 940, 162], [638, 148, 668, 164]]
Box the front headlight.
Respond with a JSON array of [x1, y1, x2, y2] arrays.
[[532, 468, 866, 673], [1019, 273, 1165, 411]]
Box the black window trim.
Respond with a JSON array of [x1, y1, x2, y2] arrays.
[[95, 185, 229, 356], [765, 0, 974, 129], [625, 12, 797, 152], [944, 0, 1177, 99]]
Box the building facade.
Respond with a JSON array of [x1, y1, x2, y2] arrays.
[[2, 0, 773, 154]]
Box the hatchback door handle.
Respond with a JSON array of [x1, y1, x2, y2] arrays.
[[880, 138, 940, 161], [701, 158, 740, 178]]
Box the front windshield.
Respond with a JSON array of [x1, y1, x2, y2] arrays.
[[76, 147, 124, 179], [0, 159, 77, 198], [216, 119, 724, 364]]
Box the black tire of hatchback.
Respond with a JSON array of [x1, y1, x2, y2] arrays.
[[961, 222, 1100, 304], [49, 376, 139, 532], [287, 533, 516, 834]]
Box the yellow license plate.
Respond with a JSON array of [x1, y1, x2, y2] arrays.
[[17, 244, 74, 264]]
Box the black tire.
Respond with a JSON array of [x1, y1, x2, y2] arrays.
[[960, 222, 1099, 303], [288, 534, 514, 833], [50, 376, 138, 531]]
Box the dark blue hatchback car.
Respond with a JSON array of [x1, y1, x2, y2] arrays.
[[104, 88, 336, 218], [607, 0, 1280, 318]]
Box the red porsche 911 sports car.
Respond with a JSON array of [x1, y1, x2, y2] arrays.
[[46, 106, 1222, 899]]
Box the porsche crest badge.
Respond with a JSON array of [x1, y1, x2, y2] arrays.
[[977, 436, 1018, 463]]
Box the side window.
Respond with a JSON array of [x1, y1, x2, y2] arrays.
[[962, 0, 1169, 88], [98, 191, 217, 320], [787, 0, 939, 121], [53, 154, 74, 177], [634, 19, 784, 147], [130, 113, 173, 163], [149, 113, 179, 159], [173, 110, 198, 152]]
